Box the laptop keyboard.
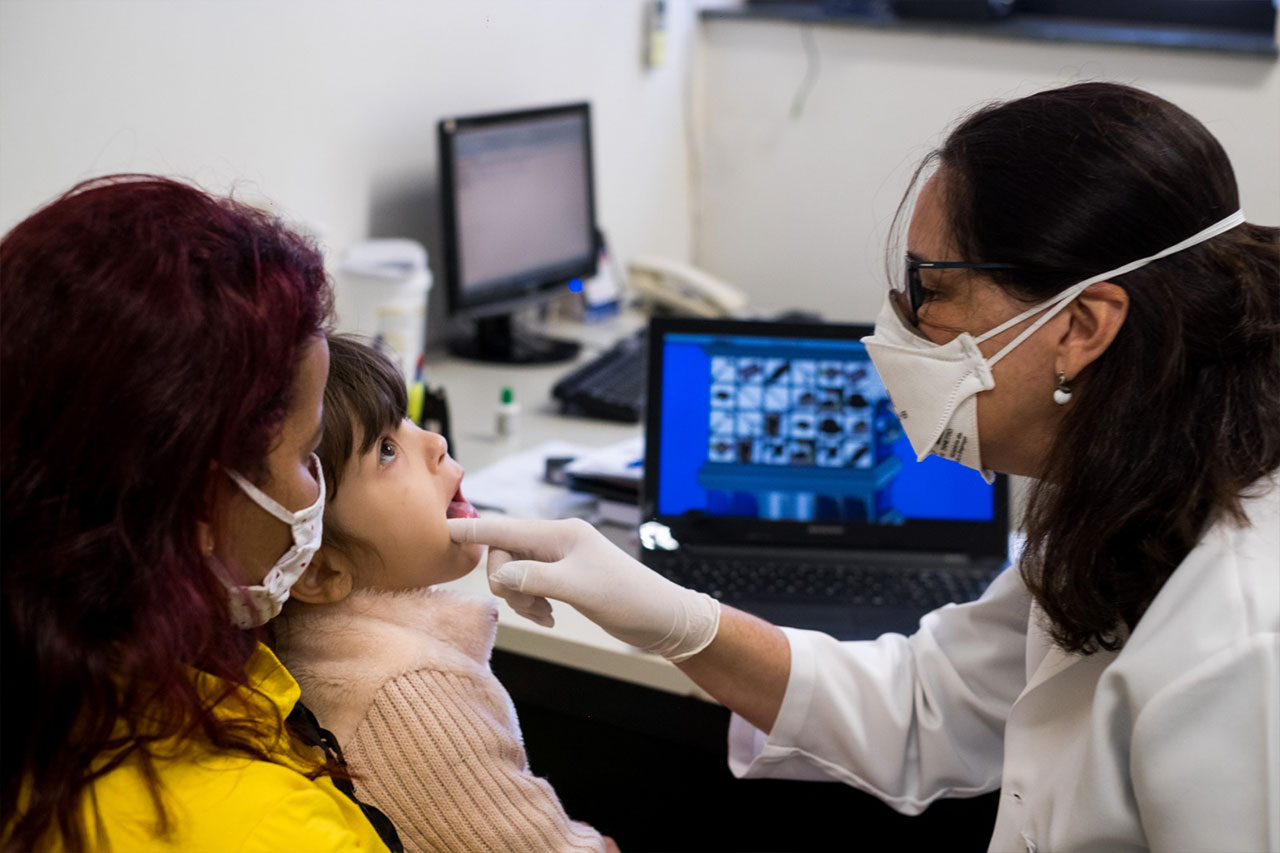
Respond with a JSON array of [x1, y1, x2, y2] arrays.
[[655, 553, 1001, 611]]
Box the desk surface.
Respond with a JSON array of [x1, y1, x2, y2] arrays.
[[430, 312, 716, 702]]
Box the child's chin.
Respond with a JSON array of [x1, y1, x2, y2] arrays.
[[455, 541, 485, 573]]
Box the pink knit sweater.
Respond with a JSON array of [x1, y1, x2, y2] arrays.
[[273, 586, 605, 853]]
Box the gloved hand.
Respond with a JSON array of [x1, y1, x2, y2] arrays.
[[447, 516, 721, 663]]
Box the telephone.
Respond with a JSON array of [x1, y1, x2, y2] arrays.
[[627, 255, 748, 318]]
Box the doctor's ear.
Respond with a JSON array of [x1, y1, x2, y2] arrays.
[[289, 549, 354, 605], [1057, 282, 1129, 381]]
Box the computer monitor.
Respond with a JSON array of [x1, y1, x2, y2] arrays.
[[438, 102, 598, 363]]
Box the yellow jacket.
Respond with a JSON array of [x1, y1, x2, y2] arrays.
[[74, 644, 390, 852]]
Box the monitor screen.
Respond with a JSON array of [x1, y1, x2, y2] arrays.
[[440, 104, 596, 315], [653, 330, 996, 526]]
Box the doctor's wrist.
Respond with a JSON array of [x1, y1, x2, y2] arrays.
[[640, 590, 722, 663]]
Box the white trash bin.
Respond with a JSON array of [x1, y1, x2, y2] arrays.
[[338, 239, 432, 381]]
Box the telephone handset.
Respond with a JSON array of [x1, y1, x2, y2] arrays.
[[627, 255, 748, 318]]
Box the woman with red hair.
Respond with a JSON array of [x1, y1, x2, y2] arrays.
[[1, 176, 396, 851]]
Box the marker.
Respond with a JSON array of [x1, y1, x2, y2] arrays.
[[408, 381, 426, 427], [405, 354, 427, 426]]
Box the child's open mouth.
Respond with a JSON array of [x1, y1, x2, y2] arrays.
[[447, 481, 479, 519]]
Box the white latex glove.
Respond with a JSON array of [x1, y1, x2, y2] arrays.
[[448, 516, 721, 663]]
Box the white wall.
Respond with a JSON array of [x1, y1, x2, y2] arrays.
[[0, 0, 702, 338], [692, 18, 1280, 321], [4, 5, 1276, 331]]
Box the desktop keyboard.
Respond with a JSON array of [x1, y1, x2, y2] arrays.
[[655, 553, 1000, 610], [551, 329, 647, 422]]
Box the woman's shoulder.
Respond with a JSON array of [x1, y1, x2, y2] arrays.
[[1181, 472, 1279, 632], [1147, 474, 1276, 627], [1224, 473, 1280, 624], [1110, 473, 1278, 703], [84, 742, 386, 851]]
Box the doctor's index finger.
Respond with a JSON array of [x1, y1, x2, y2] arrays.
[[447, 516, 567, 559]]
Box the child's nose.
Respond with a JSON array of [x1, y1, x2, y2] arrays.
[[422, 430, 448, 470]]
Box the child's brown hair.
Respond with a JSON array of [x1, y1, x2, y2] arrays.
[[315, 334, 408, 557]]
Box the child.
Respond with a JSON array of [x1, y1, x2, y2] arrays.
[[273, 334, 611, 853]]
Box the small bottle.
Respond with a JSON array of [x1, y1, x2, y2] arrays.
[[495, 386, 520, 439]]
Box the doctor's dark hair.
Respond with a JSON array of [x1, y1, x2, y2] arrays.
[[1, 176, 334, 850], [909, 82, 1280, 653]]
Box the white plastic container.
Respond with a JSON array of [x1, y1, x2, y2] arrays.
[[338, 239, 432, 380], [495, 386, 521, 440]]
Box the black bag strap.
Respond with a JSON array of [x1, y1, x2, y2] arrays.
[[286, 701, 405, 853]]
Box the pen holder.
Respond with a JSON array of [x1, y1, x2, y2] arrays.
[[408, 383, 452, 452]]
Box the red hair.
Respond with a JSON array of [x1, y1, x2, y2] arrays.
[[1, 175, 333, 850]]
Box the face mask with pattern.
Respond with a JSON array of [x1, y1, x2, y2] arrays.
[[210, 453, 325, 628]]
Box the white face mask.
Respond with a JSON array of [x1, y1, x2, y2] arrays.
[[861, 210, 1245, 483], [213, 453, 325, 629]]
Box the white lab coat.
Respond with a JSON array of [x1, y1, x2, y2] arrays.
[[729, 476, 1279, 852]]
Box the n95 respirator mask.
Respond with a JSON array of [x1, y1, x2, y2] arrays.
[[861, 210, 1245, 482]]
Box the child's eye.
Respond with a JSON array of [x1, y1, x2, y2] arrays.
[[378, 437, 397, 466]]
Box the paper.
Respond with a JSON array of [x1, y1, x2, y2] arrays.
[[563, 435, 644, 485], [462, 440, 596, 519]]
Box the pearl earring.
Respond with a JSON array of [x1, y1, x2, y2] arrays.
[[1053, 372, 1072, 406]]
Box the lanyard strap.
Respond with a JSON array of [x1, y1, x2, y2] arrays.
[[287, 701, 405, 853]]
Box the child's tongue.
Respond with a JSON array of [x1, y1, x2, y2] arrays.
[[446, 486, 478, 519]]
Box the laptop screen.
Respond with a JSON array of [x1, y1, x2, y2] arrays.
[[643, 317, 1008, 559]]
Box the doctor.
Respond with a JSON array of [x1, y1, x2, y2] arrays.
[[451, 82, 1279, 851]]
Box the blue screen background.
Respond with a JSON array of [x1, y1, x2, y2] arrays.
[[656, 334, 994, 523]]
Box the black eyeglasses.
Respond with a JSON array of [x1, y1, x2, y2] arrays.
[[904, 255, 1019, 323]]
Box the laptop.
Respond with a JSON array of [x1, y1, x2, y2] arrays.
[[640, 316, 1010, 641]]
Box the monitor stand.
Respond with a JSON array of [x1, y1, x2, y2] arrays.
[[448, 313, 581, 365]]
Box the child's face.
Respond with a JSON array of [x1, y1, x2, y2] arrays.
[[327, 419, 483, 590]]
